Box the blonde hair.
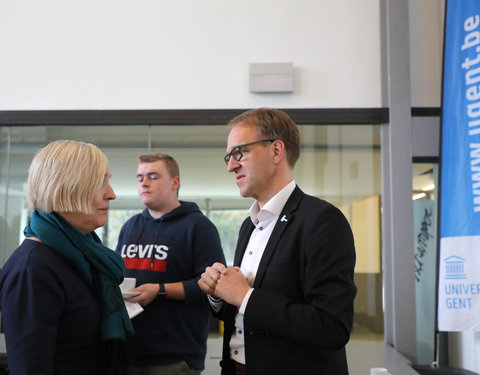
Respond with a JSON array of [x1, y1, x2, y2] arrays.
[[27, 140, 108, 214]]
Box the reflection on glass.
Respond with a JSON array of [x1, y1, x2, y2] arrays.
[[0, 123, 383, 338]]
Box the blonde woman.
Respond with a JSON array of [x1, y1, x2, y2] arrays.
[[0, 140, 134, 375]]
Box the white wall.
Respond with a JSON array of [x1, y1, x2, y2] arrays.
[[0, 0, 384, 110], [409, 0, 444, 108]]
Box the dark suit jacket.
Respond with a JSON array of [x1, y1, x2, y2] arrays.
[[218, 186, 357, 375]]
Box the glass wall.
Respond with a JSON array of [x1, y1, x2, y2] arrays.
[[412, 162, 438, 365], [0, 123, 382, 335]]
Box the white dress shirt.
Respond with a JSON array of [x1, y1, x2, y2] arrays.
[[228, 180, 296, 364]]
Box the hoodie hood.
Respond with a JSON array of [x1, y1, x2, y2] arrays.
[[141, 201, 201, 222]]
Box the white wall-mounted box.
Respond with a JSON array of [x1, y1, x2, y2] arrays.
[[249, 63, 294, 93]]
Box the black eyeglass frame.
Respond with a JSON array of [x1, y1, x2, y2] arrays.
[[224, 139, 276, 165]]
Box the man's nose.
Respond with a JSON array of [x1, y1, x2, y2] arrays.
[[227, 157, 239, 172]]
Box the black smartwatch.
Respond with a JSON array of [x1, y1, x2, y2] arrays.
[[156, 283, 166, 300]]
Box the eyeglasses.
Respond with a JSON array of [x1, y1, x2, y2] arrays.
[[224, 139, 276, 165]]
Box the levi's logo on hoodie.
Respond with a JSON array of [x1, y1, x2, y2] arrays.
[[120, 244, 169, 272]]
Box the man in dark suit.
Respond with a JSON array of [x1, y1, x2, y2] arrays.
[[198, 107, 357, 375]]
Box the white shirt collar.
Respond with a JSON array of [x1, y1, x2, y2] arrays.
[[248, 180, 296, 224]]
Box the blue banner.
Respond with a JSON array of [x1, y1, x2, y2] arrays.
[[438, 0, 480, 331]]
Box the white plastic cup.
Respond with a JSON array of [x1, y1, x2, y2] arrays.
[[120, 277, 136, 291], [370, 368, 390, 375]]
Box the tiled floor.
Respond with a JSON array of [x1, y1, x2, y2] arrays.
[[203, 332, 420, 375], [204, 334, 223, 375]]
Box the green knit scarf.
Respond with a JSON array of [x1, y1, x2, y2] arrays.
[[24, 210, 135, 375]]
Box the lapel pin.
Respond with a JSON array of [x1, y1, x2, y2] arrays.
[[280, 215, 288, 222]]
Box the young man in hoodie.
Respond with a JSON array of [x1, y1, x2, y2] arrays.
[[116, 153, 225, 375]]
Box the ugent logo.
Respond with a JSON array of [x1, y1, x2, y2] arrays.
[[443, 255, 478, 310], [444, 255, 467, 280]]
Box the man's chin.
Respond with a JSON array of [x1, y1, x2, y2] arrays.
[[238, 187, 251, 199]]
